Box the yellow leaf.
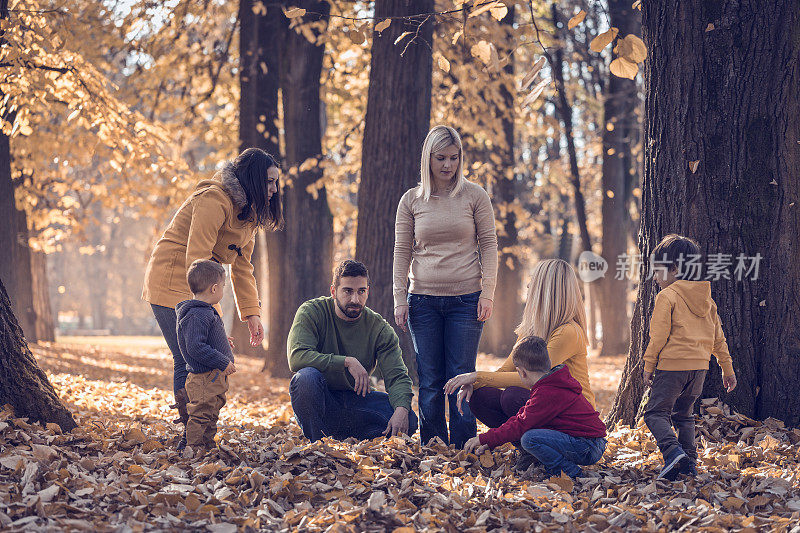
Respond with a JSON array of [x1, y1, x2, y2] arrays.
[[590, 27, 619, 53], [632, 0, 642, 10], [348, 29, 365, 45], [616, 34, 648, 63], [522, 77, 551, 107], [452, 30, 463, 45], [375, 19, 391, 33], [284, 7, 306, 18], [469, 1, 503, 19], [689, 160, 700, 173], [706, 23, 715, 31], [470, 40, 492, 65], [437, 55, 451, 73], [609, 57, 638, 79], [568, 10, 587, 30], [490, 3, 509, 21]]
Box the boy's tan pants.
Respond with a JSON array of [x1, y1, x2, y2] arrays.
[[185, 370, 228, 449]]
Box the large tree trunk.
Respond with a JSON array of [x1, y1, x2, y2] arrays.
[[598, 0, 640, 356], [0, 277, 76, 431], [264, 0, 334, 378], [232, 0, 281, 360], [481, 7, 522, 357], [608, 0, 800, 426], [356, 0, 434, 375]]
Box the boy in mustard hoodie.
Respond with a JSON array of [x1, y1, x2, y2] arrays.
[[642, 234, 737, 480]]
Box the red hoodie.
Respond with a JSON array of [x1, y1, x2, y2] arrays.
[[478, 365, 606, 449]]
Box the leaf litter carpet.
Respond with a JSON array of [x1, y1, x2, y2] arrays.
[[0, 338, 798, 532]]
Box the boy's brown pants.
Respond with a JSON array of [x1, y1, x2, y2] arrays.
[[185, 370, 228, 449]]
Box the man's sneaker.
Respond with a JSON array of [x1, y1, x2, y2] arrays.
[[681, 460, 698, 477], [658, 448, 688, 480]]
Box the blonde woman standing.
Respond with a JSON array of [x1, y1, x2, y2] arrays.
[[444, 259, 597, 467], [393, 125, 498, 448]]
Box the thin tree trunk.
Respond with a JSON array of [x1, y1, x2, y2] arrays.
[[266, 0, 334, 378], [355, 0, 434, 375], [481, 7, 523, 358], [0, 277, 76, 431], [598, 0, 640, 356], [31, 250, 55, 342], [608, 0, 800, 426]]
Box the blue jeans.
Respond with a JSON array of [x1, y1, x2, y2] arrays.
[[408, 291, 483, 448], [151, 303, 188, 395], [289, 367, 418, 441], [521, 429, 607, 478]]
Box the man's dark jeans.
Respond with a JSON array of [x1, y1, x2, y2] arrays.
[[151, 303, 188, 395], [407, 291, 484, 448], [643, 369, 707, 462], [289, 367, 418, 441]]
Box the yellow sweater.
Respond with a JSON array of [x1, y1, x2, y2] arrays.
[[643, 280, 734, 377], [142, 167, 260, 321], [474, 322, 596, 408]]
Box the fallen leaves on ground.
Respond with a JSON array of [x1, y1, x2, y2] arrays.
[[0, 341, 797, 531]]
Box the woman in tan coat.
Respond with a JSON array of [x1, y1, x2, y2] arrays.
[[143, 148, 283, 446]]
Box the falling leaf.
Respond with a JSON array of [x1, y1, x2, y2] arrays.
[[632, 0, 642, 9], [689, 160, 700, 173], [251, 1, 267, 15], [590, 27, 619, 53], [523, 77, 551, 107], [437, 55, 451, 73], [394, 31, 412, 46], [568, 10, 587, 30], [348, 29, 366, 45], [490, 3, 509, 21], [470, 40, 493, 65], [375, 19, 391, 33], [610, 57, 639, 79], [706, 23, 715, 31], [616, 34, 648, 63], [521, 57, 547, 91]]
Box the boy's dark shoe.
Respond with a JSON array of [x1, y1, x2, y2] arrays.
[[681, 460, 698, 477], [513, 450, 537, 472], [658, 448, 688, 480], [176, 431, 187, 451]]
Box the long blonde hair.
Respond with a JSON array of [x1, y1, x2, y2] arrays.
[[516, 259, 588, 344], [417, 125, 466, 201]]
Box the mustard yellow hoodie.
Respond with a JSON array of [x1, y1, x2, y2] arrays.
[[643, 280, 734, 377]]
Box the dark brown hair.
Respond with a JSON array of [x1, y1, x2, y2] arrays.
[[187, 259, 226, 294], [332, 260, 369, 288], [651, 234, 702, 280], [511, 335, 551, 372], [233, 148, 285, 231]]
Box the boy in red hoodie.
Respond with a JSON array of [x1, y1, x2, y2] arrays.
[[464, 336, 606, 478]]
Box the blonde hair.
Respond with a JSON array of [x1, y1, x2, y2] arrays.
[[516, 259, 588, 344], [417, 125, 466, 201]]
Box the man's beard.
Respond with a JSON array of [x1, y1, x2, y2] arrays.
[[335, 298, 363, 319]]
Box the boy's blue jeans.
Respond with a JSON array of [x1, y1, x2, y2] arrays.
[[289, 367, 418, 441], [521, 429, 607, 478], [407, 291, 484, 448]]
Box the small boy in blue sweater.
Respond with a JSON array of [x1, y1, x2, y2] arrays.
[[176, 259, 236, 451]]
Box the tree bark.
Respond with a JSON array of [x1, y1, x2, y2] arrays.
[[0, 277, 76, 431], [264, 0, 334, 378], [481, 7, 523, 357], [598, 0, 640, 356], [608, 0, 800, 426], [31, 250, 55, 342], [355, 0, 434, 375], [233, 0, 282, 360]]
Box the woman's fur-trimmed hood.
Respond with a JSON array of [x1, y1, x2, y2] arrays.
[[213, 162, 248, 209]]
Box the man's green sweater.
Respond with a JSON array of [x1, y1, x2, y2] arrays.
[[287, 297, 413, 411]]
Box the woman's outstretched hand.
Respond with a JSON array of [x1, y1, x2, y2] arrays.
[[456, 383, 474, 415], [246, 315, 264, 346], [477, 298, 493, 321], [444, 371, 477, 396], [394, 305, 409, 332]]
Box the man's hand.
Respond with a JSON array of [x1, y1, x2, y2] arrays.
[[722, 373, 737, 393], [464, 436, 487, 455], [382, 407, 410, 437], [394, 305, 409, 332], [477, 298, 493, 322], [227, 336, 235, 350], [344, 357, 370, 396], [246, 315, 264, 346], [444, 372, 477, 396], [643, 369, 653, 384], [456, 384, 474, 415], [223, 361, 237, 376]]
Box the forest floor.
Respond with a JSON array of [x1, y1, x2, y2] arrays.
[[1, 337, 799, 531]]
